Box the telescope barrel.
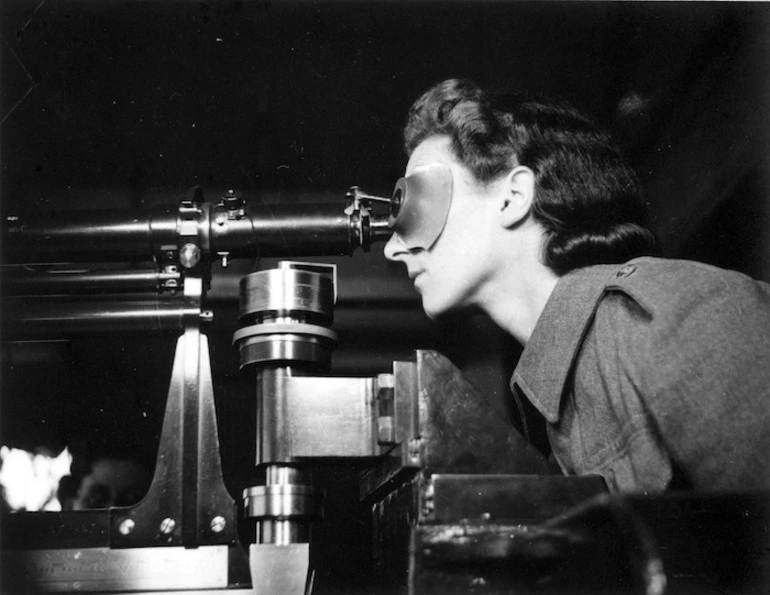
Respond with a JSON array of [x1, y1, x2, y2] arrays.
[[3, 203, 390, 265], [3, 208, 177, 264], [211, 203, 361, 258]]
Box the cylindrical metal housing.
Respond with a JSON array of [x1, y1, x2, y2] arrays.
[[3, 202, 386, 264], [256, 520, 312, 545], [234, 323, 337, 369], [236, 263, 337, 547], [233, 265, 337, 370], [243, 485, 317, 518], [2, 297, 190, 340], [2, 207, 178, 264], [243, 465, 318, 545], [238, 268, 335, 325], [3, 268, 181, 296], [254, 368, 295, 464], [210, 203, 359, 258]]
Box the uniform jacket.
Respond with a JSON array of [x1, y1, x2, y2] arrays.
[[511, 257, 770, 493]]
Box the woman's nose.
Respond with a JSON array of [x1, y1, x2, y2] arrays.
[[383, 233, 409, 262]]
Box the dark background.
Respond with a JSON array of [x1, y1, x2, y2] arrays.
[[1, 1, 769, 494]]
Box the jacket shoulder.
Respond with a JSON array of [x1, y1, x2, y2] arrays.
[[602, 257, 770, 319]]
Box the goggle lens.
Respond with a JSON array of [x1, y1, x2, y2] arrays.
[[388, 164, 452, 250]]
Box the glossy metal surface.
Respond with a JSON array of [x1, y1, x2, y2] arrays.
[[244, 459, 316, 546], [211, 203, 364, 258], [249, 543, 311, 595], [234, 264, 338, 368], [3, 267, 181, 296], [108, 327, 237, 549], [2, 545, 228, 592], [3, 202, 387, 264], [239, 263, 339, 556], [254, 372, 383, 462], [2, 298, 190, 340], [235, 323, 338, 369], [3, 207, 178, 264], [244, 485, 317, 518], [238, 267, 335, 324]]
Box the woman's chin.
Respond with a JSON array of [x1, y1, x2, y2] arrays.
[[420, 295, 453, 320]]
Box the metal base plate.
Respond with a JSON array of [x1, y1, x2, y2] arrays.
[[3, 545, 229, 592]]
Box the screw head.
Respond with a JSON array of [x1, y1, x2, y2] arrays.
[[210, 516, 226, 533], [160, 517, 176, 534], [119, 519, 135, 535]]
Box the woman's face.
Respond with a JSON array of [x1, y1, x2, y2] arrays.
[[384, 135, 507, 318]]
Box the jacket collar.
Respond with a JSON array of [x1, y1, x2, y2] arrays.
[[511, 263, 622, 424]]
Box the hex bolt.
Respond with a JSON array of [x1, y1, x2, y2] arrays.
[[210, 516, 226, 533], [160, 517, 176, 534], [119, 519, 135, 535]]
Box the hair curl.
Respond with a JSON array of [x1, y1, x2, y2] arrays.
[[404, 79, 659, 274]]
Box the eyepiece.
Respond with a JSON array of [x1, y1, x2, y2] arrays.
[[390, 186, 403, 220]]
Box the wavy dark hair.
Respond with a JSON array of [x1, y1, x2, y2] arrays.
[[404, 78, 659, 274]]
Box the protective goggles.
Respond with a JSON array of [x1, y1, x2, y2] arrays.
[[388, 163, 453, 250]]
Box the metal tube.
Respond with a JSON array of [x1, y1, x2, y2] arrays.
[[250, 367, 319, 546], [370, 217, 393, 244], [2, 298, 190, 340], [255, 367, 293, 465], [2, 268, 181, 296], [210, 204, 358, 258], [3, 207, 177, 264], [3, 203, 388, 264]]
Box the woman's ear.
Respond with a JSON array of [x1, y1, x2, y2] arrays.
[[500, 166, 536, 229]]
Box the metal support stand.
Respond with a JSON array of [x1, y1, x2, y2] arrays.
[[109, 328, 237, 549], [106, 275, 237, 549], [2, 276, 243, 592]]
